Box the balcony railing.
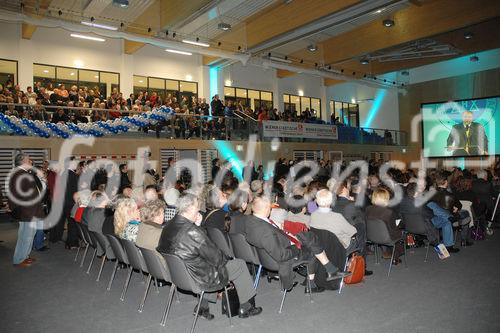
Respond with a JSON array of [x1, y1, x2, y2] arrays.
[[0, 103, 407, 146]]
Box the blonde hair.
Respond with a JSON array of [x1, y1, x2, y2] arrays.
[[114, 198, 138, 236], [371, 188, 390, 207]]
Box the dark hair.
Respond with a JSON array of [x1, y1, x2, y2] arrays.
[[405, 182, 418, 198], [119, 163, 127, 171], [435, 172, 448, 187], [289, 195, 306, 214], [228, 190, 249, 211], [14, 153, 27, 167]]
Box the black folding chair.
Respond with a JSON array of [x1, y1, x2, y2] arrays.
[[255, 247, 312, 313], [163, 254, 232, 333], [228, 233, 262, 289], [206, 227, 234, 257], [91, 232, 115, 282], [119, 238, 149, 302], [105, 235, 129, 293], [138, 247, 173, 322], [366, 218, 407, 277], [75, 223, 89, 266], [80, 224, 98, 274], [402, 213, 431, 262]]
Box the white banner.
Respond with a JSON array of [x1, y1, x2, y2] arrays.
[[262, 121, 338, 140]]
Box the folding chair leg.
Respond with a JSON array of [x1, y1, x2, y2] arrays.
[[402, 240, 408, 268], [107, 261, 119, 291], [305, 266, 313, 303], [253, 265, 262, 289], [86, 248, 97, 274], [120, 267, 133, 301], [224, 286, 233, 327], [96, 255, 106, 282], [338, 257, 349, 295], [138, 274, 152, 313], [374, 245, 380, 265], [190, 291, 204, 333], [424, 242, 430, 262], [161, 285, 176, 326], [80, 244, 89, 267], [74, 244, 81, 262], [388, 246, 396, 278], [154, 277, 160, 294], [278, 290, 287, 314]]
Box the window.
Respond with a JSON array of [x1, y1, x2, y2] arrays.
[[330, 100, 359, 127], [283, 94, 321, 118], [133, 75, 198, 105], [33, 64, 119, 97], [0, 59, 18, 89], [224, 86, 273, 110]]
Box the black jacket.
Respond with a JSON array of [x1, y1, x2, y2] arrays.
[[203, 208, 227, 233], [447, 122, 488, 155], [243, 215, 300, 290], [157, 215, 229, 291], [432, 187, 462, 213], [8, 167, 45, 221], [333, 197, 365, 226]]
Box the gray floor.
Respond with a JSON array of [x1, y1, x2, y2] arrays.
[[0, 221, 499, 333]]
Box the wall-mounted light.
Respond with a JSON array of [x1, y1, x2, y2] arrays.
[[298, 90, 304, 97], [225, 80, 232, 86], [166, 49, 192, 56], [383, 19, 395, 27], [185, 74, 193, 81], [70, 33, 105, 42]]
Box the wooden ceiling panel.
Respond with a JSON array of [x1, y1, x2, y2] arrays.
[[321, 0, 500, 65], [160, 0, 213, 29]]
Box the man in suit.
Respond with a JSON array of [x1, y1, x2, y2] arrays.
[[49, 157, 79, 247], [9, 153, 46, 267], [472, 170, 495, 214], [243, 196, 350, 293], [136, 199, 166, 253], [447, 110, 488, 156]]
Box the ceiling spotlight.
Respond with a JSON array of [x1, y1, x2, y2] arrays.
[[238, 46, 242, 51], [300, 59, 304, 63], [172, 32, 176, 38], [218, 42, 221, 46], [352, 72, 356, 75], [196, 37, 199, 42], [113, 0, 129, 8], [148, 27, 152, 33], [307, 44, 317, 52], [373, 77, 377, 80], [328, 65, 332, 70], [402, 83, 405, 87], [470, 55, 479, 62], [218, 22, 231, 31], [315, 63, 318, 67], [360, 58, 369, 65], [58, 10, 62, 16], [120, 22, 124, 28], [268, 52, 271, 57], [401, 70, 409, 76], [363, 74, 367, 78], [90, 16, 95, 22], [383, 19, 395, 27], [392, 81, 396, 85], [340, 69, 344, 73], [165, 30, 169, 36], [464, 32, 474, 40]]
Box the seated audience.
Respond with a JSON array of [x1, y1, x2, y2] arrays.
[[157, 194, 262, 319], [114, 198, 141, 242]]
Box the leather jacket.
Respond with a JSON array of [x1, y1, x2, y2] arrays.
[[157, 215, 229, 291], [432, 187, 462, 213]]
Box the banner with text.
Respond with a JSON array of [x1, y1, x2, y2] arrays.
[[262, 121, 338, 140]]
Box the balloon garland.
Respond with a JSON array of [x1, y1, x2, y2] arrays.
[[0, 106, 174, 138]]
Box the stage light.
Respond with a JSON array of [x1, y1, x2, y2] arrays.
[[383, 19, 395, 27], [218, 22, 231, 31], [307, 44, 317, 52], [464, 32, 474, 39], [470, 55, 479, 62], [360, 58, 369, 65]]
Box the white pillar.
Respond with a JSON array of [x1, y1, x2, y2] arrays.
[[120, 53, 134, 97], [18, 39, 34, 89]]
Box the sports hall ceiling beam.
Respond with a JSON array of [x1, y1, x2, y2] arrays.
[[321, 0, 500, 65], [276, 69, 296, 79], [219, 0, 361, 49], [21, 23, 37, 39], [323, 78, 345, 87], [334, 17, 500, 75], [159, 0, 213, 30], [202, 55, 220, 66], [124, 40, 146, 55], [20, 0, 53, 39]]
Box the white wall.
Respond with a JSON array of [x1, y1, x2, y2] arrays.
[[326, 82, 400, 130]]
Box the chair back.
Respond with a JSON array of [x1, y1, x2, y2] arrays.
[[459, 200, 474, 225], [76, 223, 89, 245], [206, 227, 234, 257], [120, 238, 148, 273], [163, 254, 201, 294], [92, 231, 115, 259], [81, 224, 96, 248], [255, 247, 279, 272], [366, 219, 394, 245], [402, 214, 427, 236], [139, 247, 171, 283], [228, 233, 260, 266], [106, 235, 129, 265], [283, 220, 308, 235]]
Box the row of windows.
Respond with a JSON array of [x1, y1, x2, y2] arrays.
[[223, 86, 273, 111], [0, 59, 361, 126], [284, 94, 322, 118]]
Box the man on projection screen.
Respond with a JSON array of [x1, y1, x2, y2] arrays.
[[446, 110, 488, 156]]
